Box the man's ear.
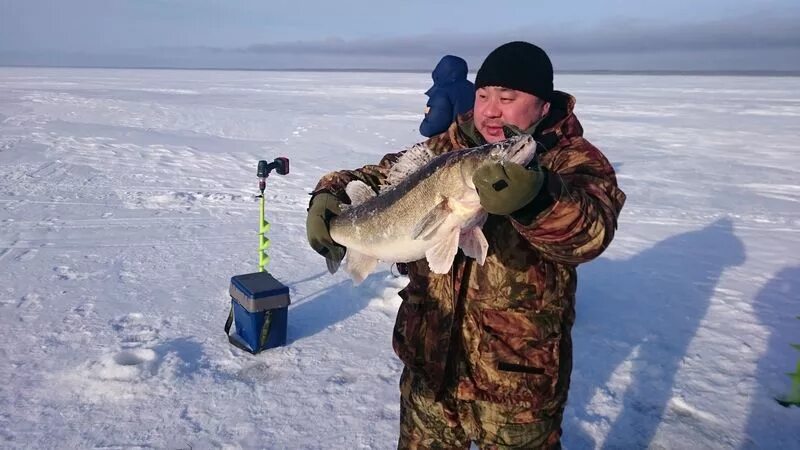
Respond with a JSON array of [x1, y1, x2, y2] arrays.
[[542, 101, 551, 117]]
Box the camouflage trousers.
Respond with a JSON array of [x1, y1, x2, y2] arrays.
[[397, 369, 562, 450]]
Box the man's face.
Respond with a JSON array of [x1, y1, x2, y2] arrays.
[[474, 86, 550, 143]]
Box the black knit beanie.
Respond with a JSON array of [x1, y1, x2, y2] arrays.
[[475, 41, 553, 101]]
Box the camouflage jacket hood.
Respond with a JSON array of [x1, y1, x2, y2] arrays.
[[312, 91, 626, 413]]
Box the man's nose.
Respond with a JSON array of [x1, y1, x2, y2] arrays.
[[482, 99, 501, 118]]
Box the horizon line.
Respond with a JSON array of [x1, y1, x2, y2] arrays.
[[1, 63, 799, 78]]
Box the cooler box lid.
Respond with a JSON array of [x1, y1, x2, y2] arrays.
[[229, 271, 290, 312]]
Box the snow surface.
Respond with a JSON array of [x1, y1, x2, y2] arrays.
[[0, 67, 798, 449]]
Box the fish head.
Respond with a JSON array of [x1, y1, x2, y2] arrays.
[[461, 135, 538, 188], [488, 134, 538, 167]]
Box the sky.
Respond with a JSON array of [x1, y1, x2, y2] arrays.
[[1, 0, 800, 71]]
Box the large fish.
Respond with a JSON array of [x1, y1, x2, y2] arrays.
[[328, 134, 538, 284]]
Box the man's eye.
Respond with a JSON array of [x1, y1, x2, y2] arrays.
[[501, 97, 514, 102]]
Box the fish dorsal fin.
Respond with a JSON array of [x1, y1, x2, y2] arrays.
[[345, 180, 377, 207], [383, 143, 436, 190]]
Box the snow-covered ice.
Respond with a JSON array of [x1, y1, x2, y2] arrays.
[[0, 67, 798, 449]]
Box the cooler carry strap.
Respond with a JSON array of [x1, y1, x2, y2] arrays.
[[224, 302, 273, 354], [224, 304, 234, 336], [224, 303, 255, 354]]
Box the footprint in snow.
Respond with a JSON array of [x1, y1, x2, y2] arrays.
[[14, 248, 37, 262], [85, 313, 164, 382], [112, 312, 160, 348]]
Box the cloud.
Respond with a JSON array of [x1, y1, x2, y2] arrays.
[[2, 9, 798, 71], [235, 10, 799, 59]]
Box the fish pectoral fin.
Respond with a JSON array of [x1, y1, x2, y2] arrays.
[[411, 199, 452, 240], [344, 250, 379, 285], [345, 180, 377, 207], [459, 227, 489, 265], [425, 228, 459, 274]]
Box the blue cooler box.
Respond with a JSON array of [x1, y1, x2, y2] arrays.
[[225, 271, 290, 353]]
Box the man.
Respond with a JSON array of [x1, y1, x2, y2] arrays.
[[306, 41, 625, 449], [419, 55, 475, 138]]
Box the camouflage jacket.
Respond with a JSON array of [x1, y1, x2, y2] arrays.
[[312, 91, 626, 414]]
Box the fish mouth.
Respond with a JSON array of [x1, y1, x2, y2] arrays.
[[503, 135, 537, 167]]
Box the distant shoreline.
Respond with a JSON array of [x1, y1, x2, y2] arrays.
[[1, 64, 798, 78]]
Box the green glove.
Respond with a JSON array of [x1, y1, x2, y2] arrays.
[[306, 193, 345, 265], [472, 162, 545, 216]]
